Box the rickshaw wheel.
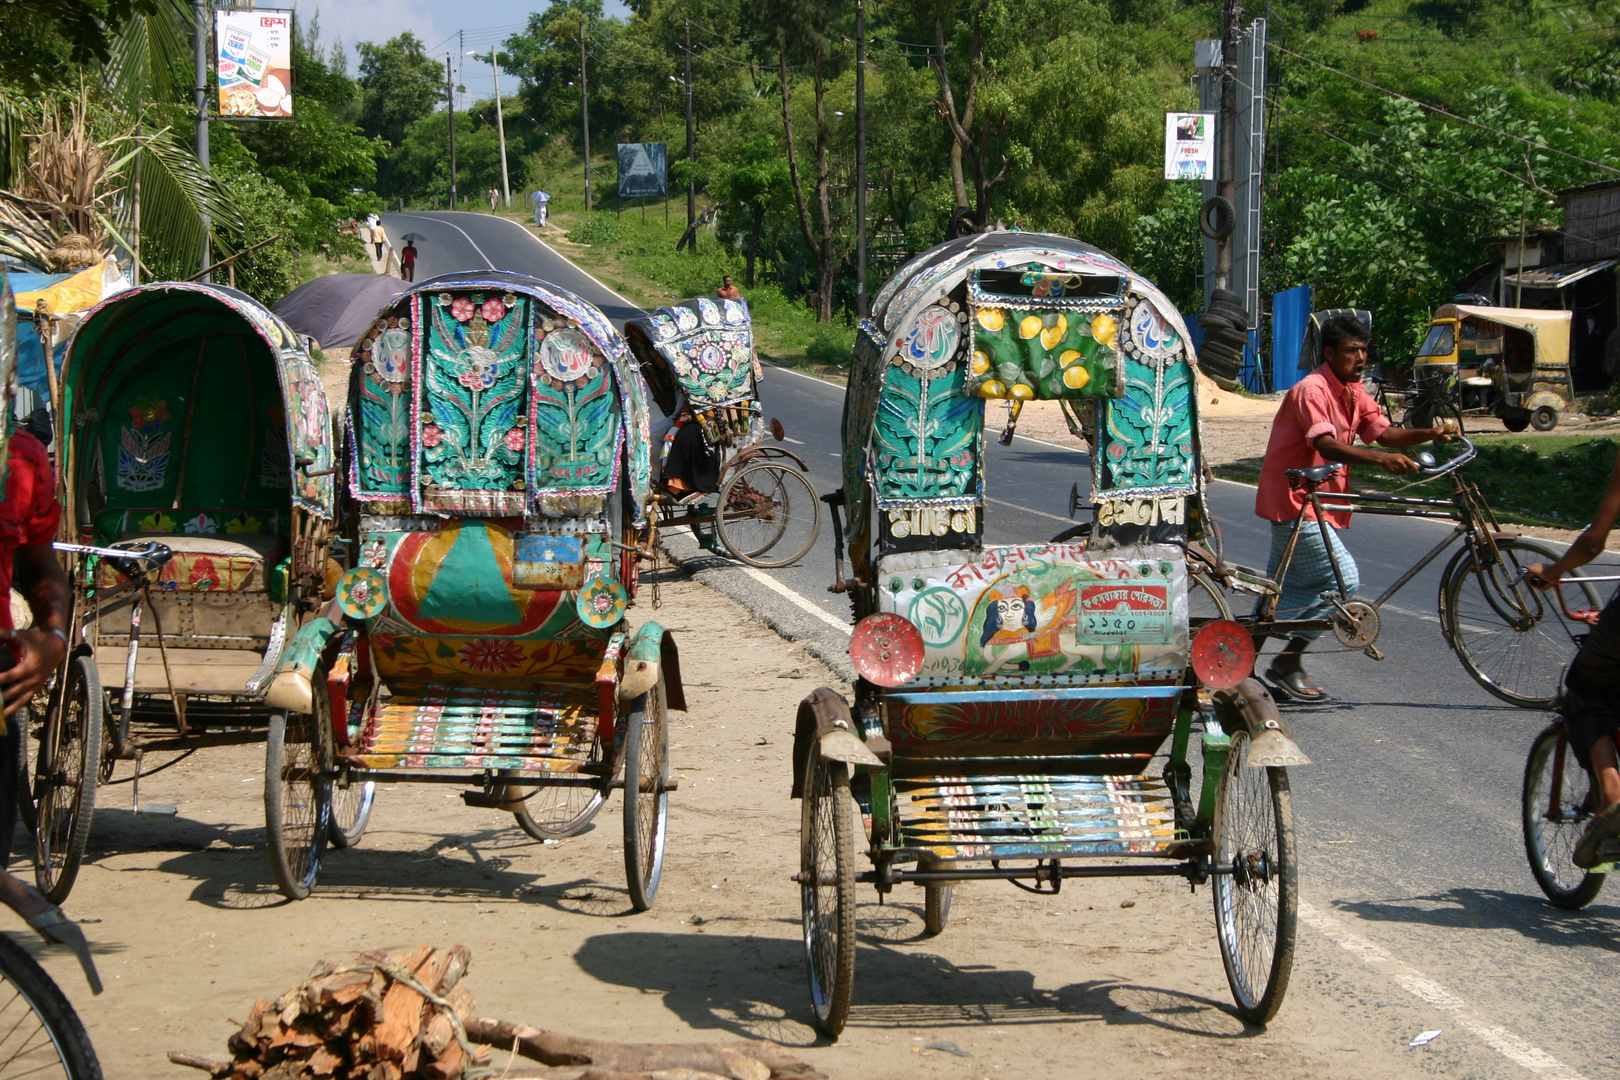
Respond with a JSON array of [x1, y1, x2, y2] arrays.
[[1522, 724, 1606, 909], [622, 677, 669, 912], [1530, 406, 1558, 432], [33, 657, 102, 905], [923, 885, 952, 937], [716, 462, 821, 568], [264, 708, 331, 901], [1212, 728, 1296, 1025], [328, 774, 376, 849], [1440, 538, 1597, 710], [801, 758, 855, 1036], [515, 782, 607, 840]]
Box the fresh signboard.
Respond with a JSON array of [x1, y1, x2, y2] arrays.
[[215, 9, 294, 119]]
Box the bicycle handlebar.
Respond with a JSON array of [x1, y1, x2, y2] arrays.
[[54, 540, 174, 580], [1417, 433, 1476, 476]]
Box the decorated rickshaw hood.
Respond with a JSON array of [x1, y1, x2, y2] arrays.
[[350, 272, 654, 525], [62, 281, 336, 519], [624, 296, 755, 413]]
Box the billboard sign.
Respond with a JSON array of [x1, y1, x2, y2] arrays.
[[216, 9, 294, 119], [617, 143, 667, 199], [1164, 112, 1215, 181]]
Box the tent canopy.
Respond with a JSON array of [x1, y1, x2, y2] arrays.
[[271, 273, 406, 351]]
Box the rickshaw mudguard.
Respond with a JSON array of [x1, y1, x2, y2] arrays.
[[1212, 678, 1311, 766], [792, 687, 884, 799], [264, 609, 344, 713], [618, 622, 687, 710]]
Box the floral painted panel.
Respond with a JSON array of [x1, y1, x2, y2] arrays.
[[415, 291, 530, 516], [1098, 298, 1195, 495], [352, 313, 414, 500], [636, 298, 754, 407], [528, 320, 622, 499], [869, 300, 979, 505]]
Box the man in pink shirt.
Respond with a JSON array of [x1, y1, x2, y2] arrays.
[[1255, 313, 1452, 701]]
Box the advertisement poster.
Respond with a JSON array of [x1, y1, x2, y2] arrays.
[[1163, 112, 1215, 181], [216, 9, 294, 119], [617, 143, 668, 199]]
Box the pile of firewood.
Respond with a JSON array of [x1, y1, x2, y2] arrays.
[[172, 945, 826, 1080]]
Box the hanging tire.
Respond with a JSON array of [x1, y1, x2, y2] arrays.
[[33, 657, 102, 905], [1530, 406, 1558, 432], [716, 461, 821, 568], [264, 710, 330, 900], [1522, 724, 1606, 909], [923, 884, 952, 937], [801, 757, 856, 1036], [1212, 728, 1297, 1025], [1199, 196, 1235, 241], [1440, 538, 1599, 710], [622, 677, 669, 912]]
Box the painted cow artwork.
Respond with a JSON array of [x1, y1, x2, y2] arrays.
[[976, 582, 1079, 675]]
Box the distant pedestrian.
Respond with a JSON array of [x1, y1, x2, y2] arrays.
[[371, 222, 387, 261], [488, 187, 500, 210], [716, 275, 741, 301], [400, 240, 417, 283], [530, 190, 550, 227]]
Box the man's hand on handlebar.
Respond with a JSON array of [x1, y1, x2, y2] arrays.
[[1524, 562, 1559, 591], [0, 629, 66, 717], [1376, 451, 1421, 476]]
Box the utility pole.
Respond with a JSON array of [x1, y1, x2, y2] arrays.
[[580, 18, 592, 213], [1216, 0, 1240, 292], [684, 18, 695, 233], [446, 55, 457, 208], [194, 0, 211, 281], [855, 0, 868, 319], [491, 47, 510, 206]]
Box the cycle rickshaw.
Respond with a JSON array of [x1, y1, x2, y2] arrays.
[[265, 271, 682, 906], [36, 281, 339, 902], [793, 233, 1310, 1035], [623, 298, 820, 567]]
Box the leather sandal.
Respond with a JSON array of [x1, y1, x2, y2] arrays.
[[1264, 665, 1331, 703], [1573, 803, 1620, 870], [27, 906, 103, 994]]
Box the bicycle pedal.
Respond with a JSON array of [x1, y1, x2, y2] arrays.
[[1363, 644, 1385, 661]]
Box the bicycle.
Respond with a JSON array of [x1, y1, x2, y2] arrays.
[[1521, 576, 1620, 909], [0, 928, 102, 1078], [1190, 432, 1601, 709]]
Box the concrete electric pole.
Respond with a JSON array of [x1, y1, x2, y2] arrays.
[[684, 18, 695, 233], [1216, 0, 1240, 292], [194, 0, 211, 281], [855, 0, 868, 319], [580, 19, 592, 213], [446, 55, 457, 207]]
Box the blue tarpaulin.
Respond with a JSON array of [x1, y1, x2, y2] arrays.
[[8, 272, 72, 400], [1271, 284, 1314, 392]]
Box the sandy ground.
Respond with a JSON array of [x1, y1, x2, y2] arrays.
[[13, 571, 1462, 1080]]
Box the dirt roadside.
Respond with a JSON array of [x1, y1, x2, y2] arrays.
[[20, 571, 1443, 1080]]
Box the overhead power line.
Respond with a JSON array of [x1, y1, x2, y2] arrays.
[[1269, 40, 1620, 175]]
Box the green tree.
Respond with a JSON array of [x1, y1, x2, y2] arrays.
[[710, 136, 790, 286], [356, 32, 445, 147]]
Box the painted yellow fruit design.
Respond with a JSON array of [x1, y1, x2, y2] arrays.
[[977, 307, 1005, 332], [1009, 382, 1035, 400], [1019, 314, 1043, 339], [977, 379, 1007, 399], [1063, 364, 1091, 390], [1091, 313, 1117, 347], [1040, 314, 1068, 351], [972, 349, 991, 375], [1060, 349, 1081, 367]]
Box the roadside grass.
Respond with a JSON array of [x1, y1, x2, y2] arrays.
[[1214, 435, 1619, 530], [453, 160, 854, 382]]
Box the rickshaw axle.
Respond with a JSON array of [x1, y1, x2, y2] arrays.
[[847, 862, 1233, 885]]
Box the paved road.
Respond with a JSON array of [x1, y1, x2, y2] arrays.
[[384, 210, 1620, 1078]]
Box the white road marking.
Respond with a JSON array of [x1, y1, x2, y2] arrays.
[[783, 437, 805, 445], [739, 566, 852, 635], [389, 212, 498, 269], [1298, 900, 1590, 1080], [982, 496, 1075, 525]]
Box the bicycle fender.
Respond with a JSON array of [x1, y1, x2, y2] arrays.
[[1213, 678, 1311, 767], [791, 688, 882, 798], [618, 622, 687, 710], [1436, 545, 1475, 649], [264, 614, 342, 713]]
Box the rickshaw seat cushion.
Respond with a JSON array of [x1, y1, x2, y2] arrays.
[[96, 532, 285, 593]]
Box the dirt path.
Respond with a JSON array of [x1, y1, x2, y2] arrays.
[[16, 572, 1453, 1079]]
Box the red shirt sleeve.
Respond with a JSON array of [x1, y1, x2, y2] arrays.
[[1296, 380, 1337, 446], [4, 433, 62, 548]]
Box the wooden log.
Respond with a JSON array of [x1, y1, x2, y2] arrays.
[[167, 1051, 233, 1077], [462, 1018, 826, 1080], [374, 946, 435, 1061]]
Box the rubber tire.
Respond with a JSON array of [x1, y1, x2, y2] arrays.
[[0, 930, 104, 1079], [923, 885, 952, 937], [514, 784, 608, 840], [1502, 410, 1531, 433], [716, 461, 821, 569], [33, 657, 102, 905], [801, 759, 856, 1037], [1212, 729, 1297, 1026], [622, 678, 669, 912], [1522, 724, 1606, 909], [1530, 406, 1558, 432], [327, 776, 375, 849], [1188, 570, 1236, 629], [1200, 196, 1235, 241], [1440, 538, 1599, 710], [264, 710, 330, 901]]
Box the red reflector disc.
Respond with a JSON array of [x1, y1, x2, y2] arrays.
[[1191, 619, 1256, 690], [850, 612, 925, 688]]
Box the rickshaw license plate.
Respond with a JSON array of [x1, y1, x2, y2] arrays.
[[1077, 580, 1173, 644], [513, 534, 586, 590]]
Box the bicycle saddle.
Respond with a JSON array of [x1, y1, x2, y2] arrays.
[[1284, 463, 1343, 484], [106, 540, 174, 579]]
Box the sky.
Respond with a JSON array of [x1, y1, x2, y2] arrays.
[[287, 0, 631, 104]]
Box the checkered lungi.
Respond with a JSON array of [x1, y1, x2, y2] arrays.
[[1254, 518, 1360, 641]]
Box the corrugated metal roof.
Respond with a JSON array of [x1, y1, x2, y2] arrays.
[[1502, 259, 1618, 289]]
